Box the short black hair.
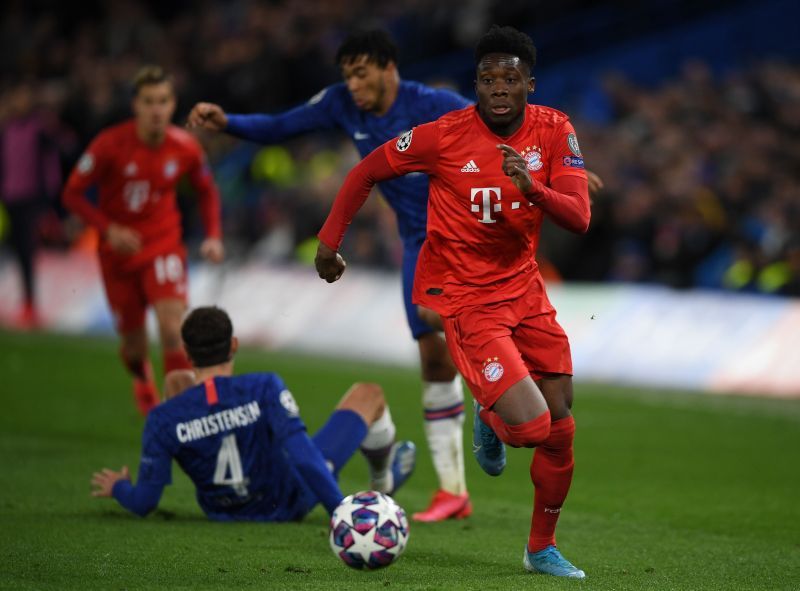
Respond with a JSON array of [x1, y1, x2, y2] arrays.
[[181, 306, 233, 368], [336, 29, 398, 68], [474, 25, 537, 71]]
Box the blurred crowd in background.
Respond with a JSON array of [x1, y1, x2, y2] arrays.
[[1, 0, 799, 302]]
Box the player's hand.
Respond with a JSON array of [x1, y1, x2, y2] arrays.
[[586, 169, 604, 196], [200, 237, 225, 263], [105, 223, 141, 255], [497, 144, 532, 193], [186, 102, 228, 132], [91, 465, 130, 498], [315, 241, 346, 283]]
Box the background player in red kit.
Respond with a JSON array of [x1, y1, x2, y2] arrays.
[[315, 26, 589, 578], [63, 66, 224, 415]]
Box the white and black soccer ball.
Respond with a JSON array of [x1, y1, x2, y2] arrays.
[[329, 490, 410, 569]]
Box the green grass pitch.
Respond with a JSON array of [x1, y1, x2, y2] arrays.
[[1, 330, 799, 590]]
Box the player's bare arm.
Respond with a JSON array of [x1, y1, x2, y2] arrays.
[[199, 237, 225, 263], [105, 223, 142, 255], [315, 242, 347, 283], [497, 143, 533, 193], [186, 102, 228, 132], [91, 466, 130, 497]]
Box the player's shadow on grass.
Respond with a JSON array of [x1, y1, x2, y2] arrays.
[[87, 508, 209, 522]]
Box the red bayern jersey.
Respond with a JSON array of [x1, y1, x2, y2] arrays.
[[381, 104, 589, 316], [63, 120, 221, 270]]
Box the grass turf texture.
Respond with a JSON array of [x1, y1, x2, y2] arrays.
[[1, 330, 799, 590]]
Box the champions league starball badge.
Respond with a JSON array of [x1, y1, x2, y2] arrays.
[[396, 130, 413, 152]]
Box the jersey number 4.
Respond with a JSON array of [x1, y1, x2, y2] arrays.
[[213, 434, 249, 497]]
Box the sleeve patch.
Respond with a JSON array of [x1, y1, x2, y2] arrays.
[[396, 129, 413, 152], [77, 153, 95, 175], [307, 88, 327, 106], [562, 156, 585, 169], [279, 389, 300, 417], [567, 133, 582, 157]]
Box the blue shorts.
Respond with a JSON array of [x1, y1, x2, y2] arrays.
[[402, 237, 435, 340]]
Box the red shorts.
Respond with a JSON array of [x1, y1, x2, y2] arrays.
[[100, 248, 188, 333], [443, 286, 572, 409]]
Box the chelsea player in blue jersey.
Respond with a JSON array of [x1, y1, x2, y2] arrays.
[[90, 306, 416, 521], [187, 30, 473, 521]]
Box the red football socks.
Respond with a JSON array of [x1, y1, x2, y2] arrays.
[[480, 407, 551, 448], [164, 349, 192, 374], [528, 415, 576, 552]]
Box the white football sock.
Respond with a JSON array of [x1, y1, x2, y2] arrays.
[[360, 406, 396, 493], [423, 377, 467, 495]]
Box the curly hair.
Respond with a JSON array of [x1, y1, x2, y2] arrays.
[[336, 29, 398, 68], [474, 25, 537, 71]]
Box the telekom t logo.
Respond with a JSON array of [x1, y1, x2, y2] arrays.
[[470, 187, 502, 224]]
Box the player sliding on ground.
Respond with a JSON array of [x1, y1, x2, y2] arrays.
[[90, 306, 416, 521], [186, 30, 473, 522], [63, 66, 224, 416], [315, 26, 588, 578]]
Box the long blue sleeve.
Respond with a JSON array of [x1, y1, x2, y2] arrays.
[[111, 479, 165, 517], [224, 88, 339, 144], [282, 431, 343, 515]]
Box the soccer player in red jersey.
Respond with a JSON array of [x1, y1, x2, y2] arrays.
[[315, 26, 588, 577], [62, 66, 224, 416]]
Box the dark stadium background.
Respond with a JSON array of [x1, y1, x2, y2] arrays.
[[2, 0, 799, 296]]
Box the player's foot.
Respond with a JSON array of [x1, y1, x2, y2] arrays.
[[132, 364, 159, 416], [523, 545, 586, 579], [412, 489, 472, 522], [472, 400, 505, 476], [388, 440, 416, 495]]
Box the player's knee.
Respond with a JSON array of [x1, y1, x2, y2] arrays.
[[120, 333, 147, 361], [420, 357, 457, 382], [338, 382, 386, 423], [159, 324, 183, 351], [418, 334, 457, 382], [164, 369, 195, 399]]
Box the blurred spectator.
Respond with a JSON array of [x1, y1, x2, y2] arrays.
[[0, 81, 66, 328], [1, 1, 798, 299], [564, 60, 800, 297]]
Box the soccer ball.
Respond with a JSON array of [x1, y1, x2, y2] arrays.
[[329, 490, 410, 569]]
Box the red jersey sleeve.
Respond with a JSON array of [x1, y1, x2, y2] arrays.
[[525, 120, 590, 233], [317, 146, 398, 251], [547, 120, 587, 183], [383, 122, 439, 176], [186, 143, 222, 239], [318, 123, 440, 251], [61, 133, 113, 232]]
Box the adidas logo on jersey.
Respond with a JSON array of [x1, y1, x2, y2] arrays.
[[461, 160, 480, 172]]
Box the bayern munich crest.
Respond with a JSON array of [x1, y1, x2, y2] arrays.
[[483, 357, 504, 382], [520, 145, 543, 171]]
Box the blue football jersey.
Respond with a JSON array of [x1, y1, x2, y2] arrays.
[[138, 373, 325, 521], [226, 81, 472, 242]]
